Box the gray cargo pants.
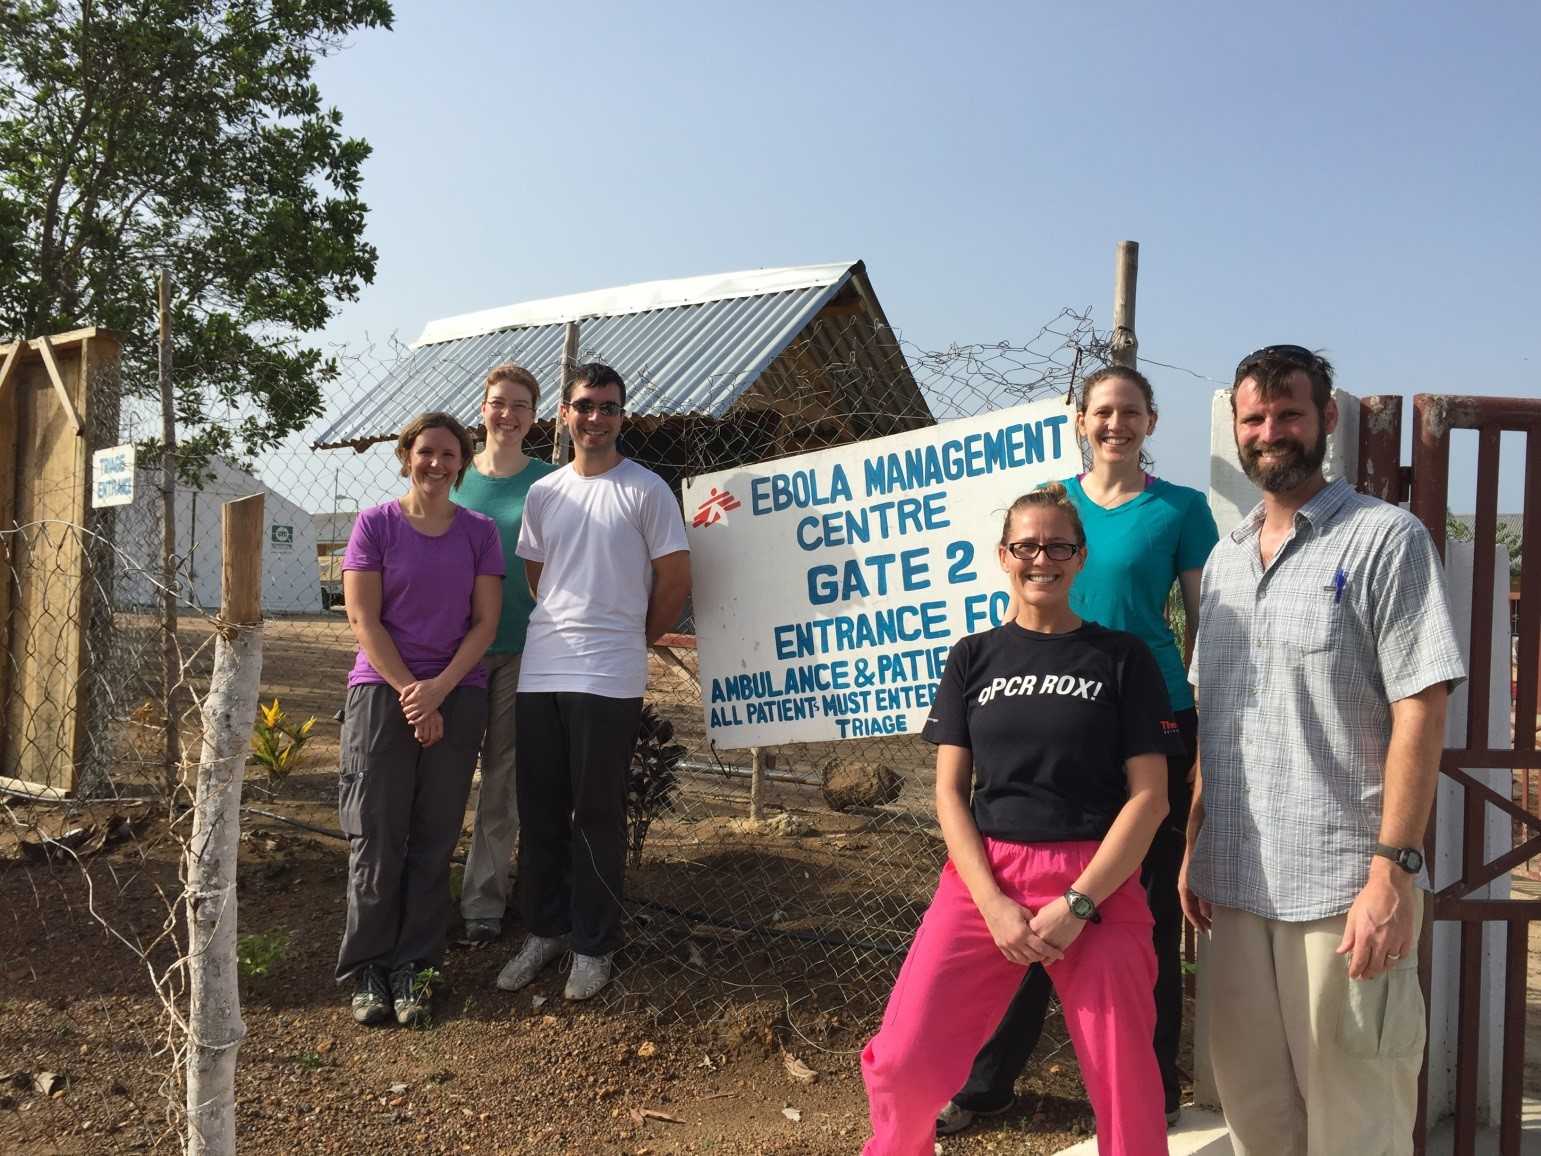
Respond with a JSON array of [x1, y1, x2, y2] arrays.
[[335, 681, 488, 981]]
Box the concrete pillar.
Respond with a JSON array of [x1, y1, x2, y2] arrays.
[[1424, 538, 1512, 1127], [1206, 387, 1361, 538]]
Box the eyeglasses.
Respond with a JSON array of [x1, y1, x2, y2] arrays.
[[1234, 344, 1323, 378], [486, 399, 533, 414], [1004, 540, 1080, 561], [564, 399, 623, 417]]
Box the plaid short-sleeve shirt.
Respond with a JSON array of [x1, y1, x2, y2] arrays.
[[1189, 478, 1466, 921]]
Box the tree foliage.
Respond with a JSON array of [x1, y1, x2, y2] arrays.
[[0, 0, 393, 462]]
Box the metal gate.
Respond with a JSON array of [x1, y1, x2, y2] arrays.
[[1360, 393, 1541, 1154]]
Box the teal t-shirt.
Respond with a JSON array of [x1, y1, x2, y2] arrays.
[[454, 459, 556, 655], [1064, 475, 1219, 712]]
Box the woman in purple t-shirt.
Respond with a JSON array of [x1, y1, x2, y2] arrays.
[[336, 411, 505, 1028]]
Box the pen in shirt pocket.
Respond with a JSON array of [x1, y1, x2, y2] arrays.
[[1331, 566, 1348, 604]]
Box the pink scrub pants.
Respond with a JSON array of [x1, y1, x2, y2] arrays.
[[861, 838, 1167, 1156]]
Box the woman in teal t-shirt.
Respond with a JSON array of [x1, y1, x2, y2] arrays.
[[939, 365, 1219, 1137], [453, 363, 555, 945]]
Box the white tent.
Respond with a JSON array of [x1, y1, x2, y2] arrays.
[[114, 457, 323, 615]]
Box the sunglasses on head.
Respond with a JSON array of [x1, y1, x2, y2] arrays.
[[565, 399, 623, 417], [1234, 344, 1323, 378]]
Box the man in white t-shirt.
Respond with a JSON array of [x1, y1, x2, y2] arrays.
[[495, 362, 691, 1001]]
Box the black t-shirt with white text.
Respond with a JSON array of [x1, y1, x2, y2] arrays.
[[922, 620, 1182, 843]]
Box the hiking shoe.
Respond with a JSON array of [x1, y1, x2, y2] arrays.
[[935, 1096, 1015, 1137], [457, 918, 502, 946], [564, 952, 613, 1001], [350, 965, 391, 1026], [495, 934, 566, 992], [390, 962, 429, 1027]]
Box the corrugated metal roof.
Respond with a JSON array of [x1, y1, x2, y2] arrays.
[[315, 262, 859, 446]]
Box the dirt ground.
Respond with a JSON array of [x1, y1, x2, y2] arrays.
[[0, 792, 1113, 1156], [7, 614, 1535, 1154], [0, 616, 1111, 1155]]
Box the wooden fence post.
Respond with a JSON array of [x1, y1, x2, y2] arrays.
[[159, 270, 181, 796], [185, 493, 264, 1156], [1110, 241, 1139, 369], [552, 321, 579, 466]]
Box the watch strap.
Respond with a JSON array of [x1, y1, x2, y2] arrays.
[[1373, 843, 1422, 873]]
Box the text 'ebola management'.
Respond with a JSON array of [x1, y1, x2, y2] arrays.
[[708, 415, 1067, 738]]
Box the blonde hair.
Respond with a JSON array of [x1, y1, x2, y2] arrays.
[[1000, 481, 1086, 547], [483, 362, 540, 407], [395, 412, 475, 487]]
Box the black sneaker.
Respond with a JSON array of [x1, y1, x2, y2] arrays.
[[350, 965, 391, 1026], [390, 962, 428, 1027], [456, 918, 501, 947]]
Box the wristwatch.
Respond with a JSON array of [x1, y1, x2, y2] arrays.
[[1374, 843, 1424, 874], [1064, 888, 1102, 924]]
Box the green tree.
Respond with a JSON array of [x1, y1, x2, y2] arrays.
[[0, 0, 392, 463]]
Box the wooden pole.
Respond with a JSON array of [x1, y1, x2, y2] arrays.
[[185, 493, 264, 1156], [552, 321, 579, 466], [749, 747, 765, 822], [159, 269, 181, 797], [1110, 240, 1139, 369]]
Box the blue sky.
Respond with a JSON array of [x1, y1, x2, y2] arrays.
[[309, 0, 1539, 511]]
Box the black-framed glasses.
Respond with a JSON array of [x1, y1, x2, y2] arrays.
[[1234, 344, 1322, 377], [1005, 540, 1080, 561], [565, 399, 623, 417]]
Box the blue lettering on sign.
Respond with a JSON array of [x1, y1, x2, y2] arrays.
[[793, 491, 950, 551], [861, 416, 1069, 496], [750, 464, 852, 515], [772, 601, 951, 659]]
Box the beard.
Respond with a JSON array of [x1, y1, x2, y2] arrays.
[[1239, 432, 1328, 493]]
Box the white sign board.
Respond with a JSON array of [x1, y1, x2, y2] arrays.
[[684, 397, 1074, 749], [91, 443, 136, 508]]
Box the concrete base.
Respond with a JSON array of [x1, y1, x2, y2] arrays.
[[1047, 1107, 1230, 1155], [1046, 1101, 1541, 1155]]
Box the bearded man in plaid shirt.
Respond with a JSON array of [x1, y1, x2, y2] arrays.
[[1180, 345, 1466, 1156]]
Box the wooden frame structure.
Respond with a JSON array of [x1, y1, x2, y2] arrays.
[[0, 327, 122, 796]]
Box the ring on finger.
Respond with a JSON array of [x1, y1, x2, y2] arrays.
[[1386, 952, 1402, 962]]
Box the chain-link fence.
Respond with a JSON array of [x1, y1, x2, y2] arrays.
[[1, 307, 1109, 1147], [173, 308, 1105, 1029]]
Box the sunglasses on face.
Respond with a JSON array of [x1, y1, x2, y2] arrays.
[[564, 399, 623, 417], [1234, 344, 1323, 379], [1005, 540, 1080, 561]]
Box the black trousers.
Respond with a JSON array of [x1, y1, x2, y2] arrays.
[[954, 707, 1198, 1114], [515, 691, 643, 956], [335, 683, 487, 981]]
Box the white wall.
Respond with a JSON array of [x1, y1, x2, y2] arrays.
[[112, 459, 322, 615]]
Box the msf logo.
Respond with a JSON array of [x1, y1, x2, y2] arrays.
[[691, 486, 742, 529]]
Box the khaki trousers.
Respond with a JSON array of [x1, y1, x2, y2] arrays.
[[460, 653, 520, 923], [1208, 892, 1425, 1156]]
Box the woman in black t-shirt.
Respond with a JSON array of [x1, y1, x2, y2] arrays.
[[860, 483, 1177, 1156]]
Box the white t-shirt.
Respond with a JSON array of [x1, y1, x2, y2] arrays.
[[515, 457, 689, 698]]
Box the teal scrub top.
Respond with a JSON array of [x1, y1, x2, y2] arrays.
[[454, 458, 556, 655], [1063, 475, 1219, 712]]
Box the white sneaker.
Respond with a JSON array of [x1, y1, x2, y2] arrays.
[[563, 952, 613, 1001], [495, 934, 566, 992]]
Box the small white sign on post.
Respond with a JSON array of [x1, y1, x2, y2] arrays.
[[684, 397, 1074, 750], [91, 443, 136, 508]]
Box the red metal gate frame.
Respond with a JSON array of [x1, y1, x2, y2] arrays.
[[1361, 394, 1541, 1155]]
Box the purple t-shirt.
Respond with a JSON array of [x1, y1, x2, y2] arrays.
[[341, 501, 506, 689]]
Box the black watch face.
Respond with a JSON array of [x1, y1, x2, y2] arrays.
[[1068, 893, 1095, 918], [1400, 848, 1424, 873]]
